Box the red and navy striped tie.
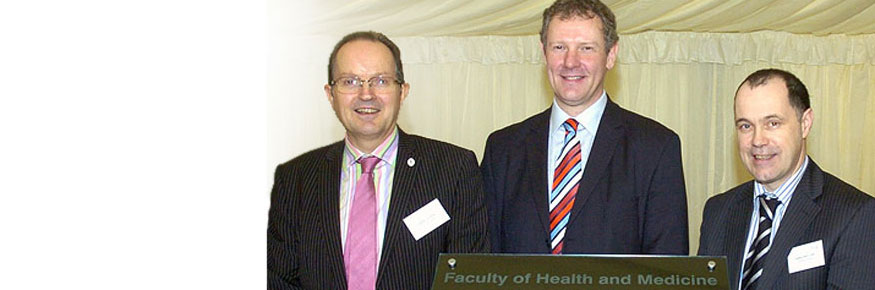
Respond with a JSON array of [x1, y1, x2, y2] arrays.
[[549, 118, 581, 254]]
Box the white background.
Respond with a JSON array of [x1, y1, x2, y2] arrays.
[[0, 1, 283, 288]]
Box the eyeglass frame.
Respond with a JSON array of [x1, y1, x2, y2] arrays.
[[329, 75, 404, 94]]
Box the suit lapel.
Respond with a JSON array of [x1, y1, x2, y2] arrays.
[[724, 183, 754, 289], [523, 109, 552, 234], [377, 130, 420, 285], [319, 142, 348, 286], [757, 163, 823, 289], [567, 98, 624, 225]]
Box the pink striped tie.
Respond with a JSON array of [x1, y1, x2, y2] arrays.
[[344, 156, 380, 290]]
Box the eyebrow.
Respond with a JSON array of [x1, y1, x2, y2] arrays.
[[336, 72, 393, 78], [551, 40, 599, 45], [735, 114, 783, 124]]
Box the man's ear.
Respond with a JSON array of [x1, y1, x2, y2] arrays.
[[801, 108, 813, 139], [606, 42, 618, 70], [324, 84, 334, 104], [399, 82, 409, 104]]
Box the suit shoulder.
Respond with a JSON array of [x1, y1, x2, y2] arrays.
[[277, 141, 342, 171], [615, 106, 679, 140], [821, 171, 873, 206], [404, 134, 475, 158], [705, 182, 751, 208], [485, 111, 546, 144]]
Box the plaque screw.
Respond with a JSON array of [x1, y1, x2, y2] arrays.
[[707, 261, 716, 272], [448, 258, 457, 269]]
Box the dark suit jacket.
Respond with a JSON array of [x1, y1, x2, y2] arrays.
[[698, 160, 875, 290], [481, 98, 689, 254], [267, 130, 489, 290]]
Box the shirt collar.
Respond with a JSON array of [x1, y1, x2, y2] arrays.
[[550, 90, 607, 135], [754, 156, 810, 203], [342, 127, 400, 168]]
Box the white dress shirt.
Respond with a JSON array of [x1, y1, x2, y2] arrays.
[[736, 156, 809, 290], [547, 91, 607, 197]]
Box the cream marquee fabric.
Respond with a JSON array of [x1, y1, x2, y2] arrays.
[[270, 0, 875, 252], [306, 0, 875, 36]]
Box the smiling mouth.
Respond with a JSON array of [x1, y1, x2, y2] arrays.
[[562, 75, 584, 81], [753, 154, 774, 160], [355, 108, 379, 114]]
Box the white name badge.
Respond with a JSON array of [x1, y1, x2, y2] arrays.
[[787, 240, 826, 274], [403, 198, 451, 240]]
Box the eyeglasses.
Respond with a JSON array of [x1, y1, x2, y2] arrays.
[[330, 76, 402, 94]]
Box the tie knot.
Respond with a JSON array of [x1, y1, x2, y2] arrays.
[[758, 194, 781, 212], [358, 156, 380, 174], [562, 118, 579, 134]]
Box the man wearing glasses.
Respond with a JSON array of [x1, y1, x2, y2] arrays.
[[267, 31, 489, 290]]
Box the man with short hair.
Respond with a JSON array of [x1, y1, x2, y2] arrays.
[[698, 68, 875, 289], [268, 31, 489, 290], [481, 0, 689, 255]]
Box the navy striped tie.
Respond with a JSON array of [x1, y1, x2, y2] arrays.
[[741, 195, 781, 290]]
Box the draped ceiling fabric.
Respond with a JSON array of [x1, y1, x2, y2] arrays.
[[270, 0, 875, 253], [306, 0, 875, 36]]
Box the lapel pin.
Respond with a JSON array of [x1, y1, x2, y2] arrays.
[[407, 157, 415, 167]]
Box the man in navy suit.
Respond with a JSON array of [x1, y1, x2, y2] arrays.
[[481, 0, 689, 255], [698, 69, 875, 289], [268, 31, 489, 290]]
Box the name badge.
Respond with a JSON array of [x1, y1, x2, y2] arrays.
[[787, 240, 826, 274], [403, 198, 450, 240]]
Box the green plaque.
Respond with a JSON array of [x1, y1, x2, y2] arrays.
[[432, 254, 729, 289]]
